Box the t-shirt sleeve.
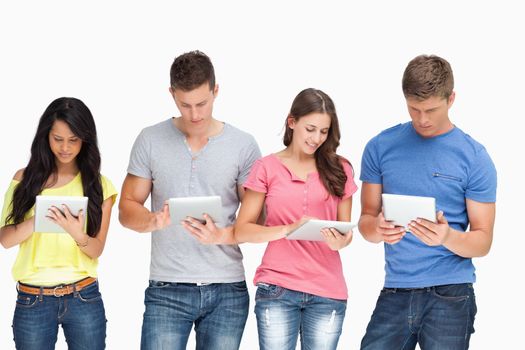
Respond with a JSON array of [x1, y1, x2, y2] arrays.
[[466, 147, 497, 202], [360, 137, 382, 184], [1, 180, 18, 228], [127, 129, 152, 180], [342, 160, 358, 200], [238, 135, 262, 185], [243, 158, 268, 194], [101, 176, 118, 205]]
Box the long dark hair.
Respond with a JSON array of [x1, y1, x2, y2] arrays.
[[6, 97, 103, 237], [283, 88, 350, 198]]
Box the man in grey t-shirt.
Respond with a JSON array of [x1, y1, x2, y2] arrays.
[[119, 51, 261, 350]]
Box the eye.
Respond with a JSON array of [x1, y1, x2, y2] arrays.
[[306, 127, 315, 132], [69, 138, 80, 143], [197, 101, 207, 107], [321, 130, 329, 135], [54, 137, 63, 142]]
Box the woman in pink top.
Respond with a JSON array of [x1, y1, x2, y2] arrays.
[[235, 88, 357, 350]]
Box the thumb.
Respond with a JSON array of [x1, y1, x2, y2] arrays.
[[437, 211, 448, 224]]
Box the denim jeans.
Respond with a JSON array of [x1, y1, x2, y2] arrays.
[[360, 283, 477, 350], [140, 280, 249, 350], [254, 283, 347, 350], [12, 280, 106, 350]]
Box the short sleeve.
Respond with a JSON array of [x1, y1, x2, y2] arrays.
[[101, 176, 118, 205], [127, 129, 152, 179], [243, 158, 268, 194], [360, 137, 382, 184], [342, 161, 358, 200], [1, 180, 18, 228], [465, 148, 497, 203], [238, 135, 262, 185]]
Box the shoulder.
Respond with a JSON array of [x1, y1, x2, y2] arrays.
[[139, 119, 175, 138], [13, 168, 25, 181], [223, 123, 258, 145], [454, 127, 487, 152], [365, 122, 408, 146]]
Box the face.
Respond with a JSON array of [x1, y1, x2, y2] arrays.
[[170, 83, 218, 130], [48, 120, 82, 165], [406, 93, 455, 138], [288, 112, 331, 155]]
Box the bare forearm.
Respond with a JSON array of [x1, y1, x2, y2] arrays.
[[234, 222, 289, 243], [75, 236, 105, 259], [119, 200, 156, 233], [443, 228, 492, 258], [0, 219, 35, 248], [358, 214, 383, 243]]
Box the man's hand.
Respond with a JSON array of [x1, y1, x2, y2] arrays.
[[182, 213, 234, 245], [408, 211, 451, 246], [153, 202, 171, 231], [376, 212, 406, 244]]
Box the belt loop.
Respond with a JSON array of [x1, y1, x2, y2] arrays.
[[39, 286, 44, 301], [73, 282, 78, 297]]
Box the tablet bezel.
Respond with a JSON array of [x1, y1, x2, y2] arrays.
[[381, 193, 436, 227], [168, 196, 223, 227], [34, 195, 89, 233], [286, 219, 356, 241]]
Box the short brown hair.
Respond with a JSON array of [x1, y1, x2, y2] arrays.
[[402, 55, 454, 100], [170, 50, 215, 91]]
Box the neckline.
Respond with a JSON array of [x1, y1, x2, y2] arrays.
[[269, 153, 318, 182], [12, 172, 81, 191], [408, 122, 457, 140], [169, 118, 227, 141]]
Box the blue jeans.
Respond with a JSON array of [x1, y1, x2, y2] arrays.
[[12, 280, 106, 350], [254, 283, 347, 350], [361, 283, 477, 350], [141, 280, 249, 350]]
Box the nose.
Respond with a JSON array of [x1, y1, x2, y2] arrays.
[[61, 142, 69, 152], [312, 132, 322, 144]]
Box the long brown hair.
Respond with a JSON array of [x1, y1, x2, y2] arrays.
[[283, 88, 349, 198]]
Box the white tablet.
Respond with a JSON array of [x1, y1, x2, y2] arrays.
[[286, 219, 356, 241], [382, 193, 436, 227], [34, 195, 88, 233], [168, 196, 223, 227]]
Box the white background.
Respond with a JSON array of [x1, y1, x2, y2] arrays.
[[0, 1, 523, 349]]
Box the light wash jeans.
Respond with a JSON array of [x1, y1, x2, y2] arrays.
[[254, 283, 347, 350]]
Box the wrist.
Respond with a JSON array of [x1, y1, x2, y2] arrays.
[[75, 236, 90, 247]]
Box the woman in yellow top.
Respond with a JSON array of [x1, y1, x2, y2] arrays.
[[0, 97, 117, 350]]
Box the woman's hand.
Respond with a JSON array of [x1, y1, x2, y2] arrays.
[[46, 204, 89, 244], [321, 227, 353, 251]]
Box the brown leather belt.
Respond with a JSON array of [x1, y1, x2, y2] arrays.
[[17, 277, 97, 297]]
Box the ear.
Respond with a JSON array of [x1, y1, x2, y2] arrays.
[[213, 84, 219, 97], [447, 91, 456, 108], [169, 86, 176, 98], [287, 116, 296, 129]]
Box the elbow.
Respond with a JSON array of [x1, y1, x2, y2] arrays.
[[232, 225, 244, 244]]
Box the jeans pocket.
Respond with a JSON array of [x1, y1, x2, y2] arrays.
[[77, 283, 102, 303], [255, 283, 285, 301], [15, 292, 39, 309], [432, 284, 470, 302], [148, 280, 171, 289], [228, 281, 248, 292]]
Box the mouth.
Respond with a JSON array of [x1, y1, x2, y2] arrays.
[[59, 153, 72, 158], [306, 141, 318, 150]]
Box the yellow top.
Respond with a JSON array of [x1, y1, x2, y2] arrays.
[[1, 173, 117, 285]]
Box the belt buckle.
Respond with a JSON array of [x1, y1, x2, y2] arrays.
[[53, 285, 66, 297], [196, 282, 210, 286]]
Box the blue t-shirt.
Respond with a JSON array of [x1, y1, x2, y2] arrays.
[[360, 122, 497, 288]]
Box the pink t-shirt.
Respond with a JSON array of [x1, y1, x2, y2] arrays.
[[244, 154, 358, 300]]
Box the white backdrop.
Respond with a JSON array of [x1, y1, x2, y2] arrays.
[[1, 1, 523, 349]]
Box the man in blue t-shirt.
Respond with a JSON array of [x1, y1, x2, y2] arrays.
[[359, 55, 497, 350]]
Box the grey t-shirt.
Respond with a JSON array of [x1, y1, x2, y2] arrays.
[[127, 119, 261, 283]]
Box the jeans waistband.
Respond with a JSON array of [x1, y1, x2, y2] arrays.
[[384, 283, 473, 293]]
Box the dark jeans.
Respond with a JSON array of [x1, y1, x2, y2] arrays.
[[361, 283, 477, 350], [12, 281, 106, 350], [140, 280, 249, 350]]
